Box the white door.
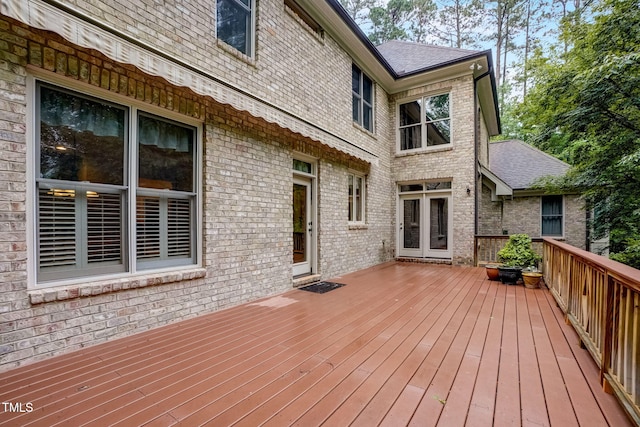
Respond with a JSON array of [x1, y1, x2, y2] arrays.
[[424, 195, 452, 258], [399, 195, 423, 257], [293, 176, 313, 276], [398, 194, 452, 259]]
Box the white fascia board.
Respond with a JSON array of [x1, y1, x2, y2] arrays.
[[480, 165, 513, 200]]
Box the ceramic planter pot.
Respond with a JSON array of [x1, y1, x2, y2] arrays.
[[522, 271, 543, 289], [497, 266, 522, 285], [485, 264, 501, 281]]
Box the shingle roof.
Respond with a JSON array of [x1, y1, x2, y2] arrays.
[[489, 140, 570, 190], [376, 40, 482, 76]]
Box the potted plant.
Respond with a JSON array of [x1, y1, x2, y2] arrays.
[[496, 234, 541, 285]]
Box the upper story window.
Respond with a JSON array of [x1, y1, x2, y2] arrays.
[[542, 195, 564, 237], [352, 64, 374, 132], [36, 81, 199, 284], [217, 0, 255, 57], [398, 93, 451, 151]]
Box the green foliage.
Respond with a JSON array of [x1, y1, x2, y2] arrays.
[[514, 0, 640, 267], [497, 234, 542, 267], [369, 0, 415, 44], [610, 239, 640, 270]]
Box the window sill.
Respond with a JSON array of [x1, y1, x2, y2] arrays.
[[395, 145, 453, 157], [216, 40, 256, 67], [352, 122, 376, 138], [28, 267, 207, 305], [348, 223, 368, 230]]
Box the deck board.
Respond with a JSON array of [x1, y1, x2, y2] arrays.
[[0, 262, 633, 427]]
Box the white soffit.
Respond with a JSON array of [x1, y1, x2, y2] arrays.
[[2, 0, 377, 164]]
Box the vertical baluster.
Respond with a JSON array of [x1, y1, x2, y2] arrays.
[[632, 290, 639, 404]]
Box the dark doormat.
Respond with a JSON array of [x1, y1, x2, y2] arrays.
[[299, 281, 345, 294]]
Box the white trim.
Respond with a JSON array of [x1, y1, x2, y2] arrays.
[[397, 182, 453, 259], [292, 154, 317, 277], [396, 92, 452, 154], [347, 171, 366, 225]]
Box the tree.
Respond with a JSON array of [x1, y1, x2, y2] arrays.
[[517, 0, 640, 267], [482, 0, 528, 90], [435, 0, 483, 48], [338, 0, 377, 26], [368, 0, 416, 44], [409, 0, 437, 44]]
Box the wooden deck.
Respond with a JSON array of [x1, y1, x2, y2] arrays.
[[0, 262, 633, 426]]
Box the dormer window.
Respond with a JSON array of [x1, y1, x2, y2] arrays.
[[217, 0, 255, 57], [352, 64, 374, 132], [398, 93, 451, 152]]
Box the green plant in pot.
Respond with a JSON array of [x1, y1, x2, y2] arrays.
[[496, 234, 541, 285]]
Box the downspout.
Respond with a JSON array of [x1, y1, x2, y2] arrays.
[[473, 69, 492, 237]]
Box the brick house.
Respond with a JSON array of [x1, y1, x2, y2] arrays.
[[0, 0, 502, 370], [479, 139, 587, 250]]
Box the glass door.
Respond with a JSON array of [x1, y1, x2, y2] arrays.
[[293, 176, 312, 276], [399, 196, 422, 257], [424, 195, 451, 258], [398, 189, 452, 259]]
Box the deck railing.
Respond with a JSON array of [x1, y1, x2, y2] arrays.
[[543, 238, 640, 425], [474, 235, 543, 266]]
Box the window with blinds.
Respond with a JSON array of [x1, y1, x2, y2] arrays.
[[36, 82, 198, 283]]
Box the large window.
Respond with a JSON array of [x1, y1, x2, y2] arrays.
[[398, 93, 451, 151], [352, 64, 374, 132], [348, 173, 366, 223], [217, 0, 255, 57], [542, 195, 563, 236], [36, 82, 198, 283]]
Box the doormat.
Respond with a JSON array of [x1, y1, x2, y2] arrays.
[[299, 281, 345, 294]]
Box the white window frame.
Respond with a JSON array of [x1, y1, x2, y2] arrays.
[[348, 172, 366, 224], [541, 195, 564, 238], [397, 93, 452, 153], [352, 64, 374, 132], [27, 73, 202, 288], [216, 0, 256, 58]]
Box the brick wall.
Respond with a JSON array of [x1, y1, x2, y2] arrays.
[[478, 184, 587, 250], [0, 13, 395, 370], [390, 76, 477, 265]]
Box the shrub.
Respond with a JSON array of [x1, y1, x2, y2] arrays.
[[497, 234, 542, 268]]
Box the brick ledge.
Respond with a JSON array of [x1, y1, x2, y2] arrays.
[[28, 268, 207, 305]]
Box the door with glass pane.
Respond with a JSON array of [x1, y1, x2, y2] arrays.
[[398, 194, 452, 259], [424, 195, 451, 258], [399, 196, 423, 257], [293, 176, 312, 276]]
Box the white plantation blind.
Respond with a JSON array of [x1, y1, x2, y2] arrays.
[[168, 198, 192, 258], [136, 196, 161, 259], [136, 195, 194, 266], [37, 185, 126, 280], [87, 192, 122, 263], [38, 187, 77, 269]]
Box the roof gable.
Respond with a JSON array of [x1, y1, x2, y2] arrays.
[[489, 140, 570, 190]]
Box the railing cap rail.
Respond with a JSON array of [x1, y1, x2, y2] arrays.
[[543, 237, 640, 290]]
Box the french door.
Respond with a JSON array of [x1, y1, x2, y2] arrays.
[[399, 194, 452, 259], [293, 176, 313, 276]]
